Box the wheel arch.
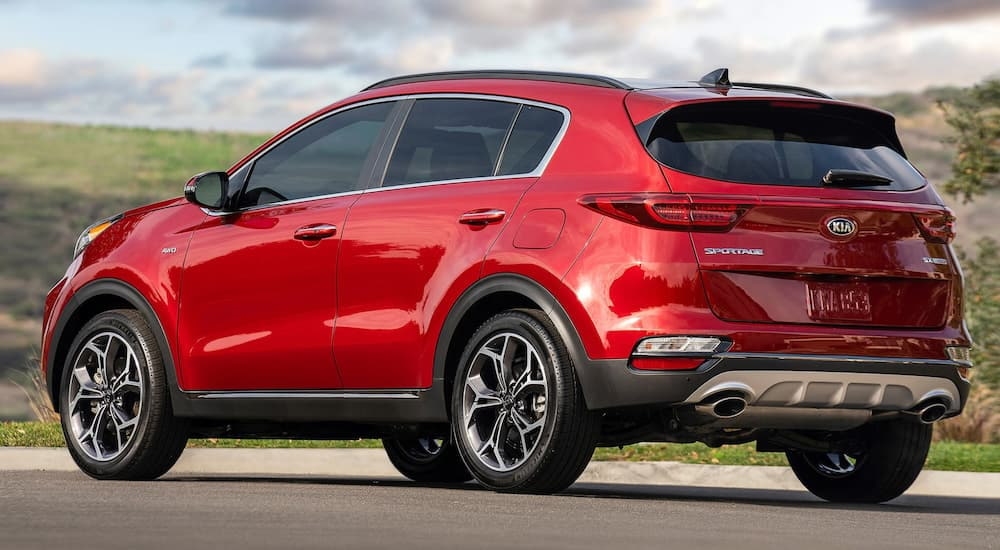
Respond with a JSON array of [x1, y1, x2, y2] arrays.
[[46, 279, 181, 413], [434, 274, 594, 411]]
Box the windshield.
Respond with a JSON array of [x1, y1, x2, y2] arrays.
[[645, 101, 925, 191]]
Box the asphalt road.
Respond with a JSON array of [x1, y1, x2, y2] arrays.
[[2, 471, 998, 550]]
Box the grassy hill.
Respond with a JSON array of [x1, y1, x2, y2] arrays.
[[0, 122, 266, 383], [1, 91, 997, 406]]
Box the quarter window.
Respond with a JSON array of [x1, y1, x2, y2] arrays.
[[240, 101, 394, 207], [498, 105, 564, 176]]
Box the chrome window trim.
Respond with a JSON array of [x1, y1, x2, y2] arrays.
[[202, 189, 367, 216], [379, 94, 571, 183], [202, 93, 570, 214]]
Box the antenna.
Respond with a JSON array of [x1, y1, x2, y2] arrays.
[[699, 68, 731, 87]]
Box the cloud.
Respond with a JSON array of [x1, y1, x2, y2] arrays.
[[252, 32, 361, 69], [191, 53, 232, 69], [868, 0, 1000, 23], [223, 0, 401, 28], [0, 48, 331, 131], [799, 35, 997, 94], [234, 0, 664, 73], [0, 49, 130, 104]]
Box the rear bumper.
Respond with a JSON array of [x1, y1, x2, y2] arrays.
[[577, 352, 970, 413]]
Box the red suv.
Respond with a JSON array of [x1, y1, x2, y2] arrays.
[[41, 69, 971, 502]]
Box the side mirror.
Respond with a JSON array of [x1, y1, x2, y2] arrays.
[[184, 171, 229, 210]]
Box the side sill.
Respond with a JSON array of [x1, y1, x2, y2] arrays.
[[171, 386, 448, 423]]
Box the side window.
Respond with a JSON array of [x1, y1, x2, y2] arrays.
[[498, 105, 564, 176], [240, 101, 394, 207], [383, 99, 518, 187]]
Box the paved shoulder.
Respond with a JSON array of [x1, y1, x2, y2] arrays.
[[1, 447, 998, 499]]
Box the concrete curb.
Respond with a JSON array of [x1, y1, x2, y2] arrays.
[[2, 447, 998, 499]]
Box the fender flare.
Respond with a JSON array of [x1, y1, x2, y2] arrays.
[[46, 278, 184, 412], [432, 273, 596, 392]]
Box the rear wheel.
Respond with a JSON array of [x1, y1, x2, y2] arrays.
[[382, 435, 472, 483], [60, 309, 189, 480], [451, 309, 599, 494], [786, 419, 932, 503]]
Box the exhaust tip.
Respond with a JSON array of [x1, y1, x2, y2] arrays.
[[918, 402, 948, 424], [711, 396, 748, 419]]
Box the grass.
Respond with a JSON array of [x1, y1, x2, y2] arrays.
[[3, 421, 998, 472], [0, 121, 267, 195]]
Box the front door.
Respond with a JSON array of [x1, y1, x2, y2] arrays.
[[176, 100, 397, 391]]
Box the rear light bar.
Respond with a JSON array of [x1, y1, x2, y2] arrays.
[[579, 194, 751, 231], [945, 346, 972, 365], [629, 336, 730, 371], [914, 211, 956, 244]]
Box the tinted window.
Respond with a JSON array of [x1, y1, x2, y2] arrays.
[[498, 105, 564, 176], [646, 102, 924, 190], [384, 99, 518, 187], [241, 101, 394, 207]]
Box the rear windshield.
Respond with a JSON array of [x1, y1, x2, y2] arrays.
[[645, 101, 924, 190]]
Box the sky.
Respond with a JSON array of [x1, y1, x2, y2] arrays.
[[1, 0, 999, 132]]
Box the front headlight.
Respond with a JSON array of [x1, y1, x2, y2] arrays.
[[73, 214, 123, 259]]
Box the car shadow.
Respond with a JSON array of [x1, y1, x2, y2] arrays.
[[159, 474, 1000, 515]]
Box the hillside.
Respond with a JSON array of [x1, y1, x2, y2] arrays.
[[0, 122, 266, 380], [0, 91, 997, 394]]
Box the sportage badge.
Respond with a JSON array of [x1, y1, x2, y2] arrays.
[[825, 217, 858, 238]]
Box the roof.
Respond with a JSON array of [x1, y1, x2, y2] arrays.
[[362, 68, 833, 99]]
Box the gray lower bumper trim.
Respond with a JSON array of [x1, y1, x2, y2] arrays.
[[682, 370, 961, 413]]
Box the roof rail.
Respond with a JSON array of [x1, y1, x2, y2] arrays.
[[362, 70, 633, 91], [731, 81, 834, 99]]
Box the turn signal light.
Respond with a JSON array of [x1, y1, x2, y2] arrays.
[[579, 194, 750, 232], [629, 336, 728, 371]]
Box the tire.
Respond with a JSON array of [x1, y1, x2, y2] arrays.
[[450, 309, 599, 494], [786, 419, 932, 503], [59, 309, 189, 480], [382, 435, 473, 483]]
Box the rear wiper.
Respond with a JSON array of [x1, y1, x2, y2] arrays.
[[821, 169, 893, 187]]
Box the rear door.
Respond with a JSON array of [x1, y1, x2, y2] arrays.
[[334, 98, 566, 389], [643, 100, 957, 329]]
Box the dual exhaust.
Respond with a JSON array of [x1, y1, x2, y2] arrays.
[[688, 394, 950, 429]]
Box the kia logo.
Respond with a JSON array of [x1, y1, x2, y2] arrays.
[[825, 217, 858, 237]]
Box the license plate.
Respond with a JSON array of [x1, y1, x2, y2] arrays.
[[807, 282, 872, 322]]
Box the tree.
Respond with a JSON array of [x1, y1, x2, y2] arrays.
[[938, 79, 1000, 204], [958, 240, 1000, 389], [938, 77, 1000, 390]]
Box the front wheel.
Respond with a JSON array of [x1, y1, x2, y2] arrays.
[[451, 309, 599, 494], [59, 309, 189, 480], [786, 419, 932, 503]]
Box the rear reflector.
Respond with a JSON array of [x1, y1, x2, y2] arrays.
[[630, 357, 705, 371], [914, 211, 956, 244], [579, 194, 750, 231]]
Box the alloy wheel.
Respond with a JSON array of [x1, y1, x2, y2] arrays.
[[66, 332, 145, 462], [460, 332, 548, 473]]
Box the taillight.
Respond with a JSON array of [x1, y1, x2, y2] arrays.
[[914, 211, 956, 244], [629, 336, 730, 371], [579, 194, 750, 231]]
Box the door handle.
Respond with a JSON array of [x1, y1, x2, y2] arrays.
[[458, 209, 506, 226], [293, 223, 338, 240]]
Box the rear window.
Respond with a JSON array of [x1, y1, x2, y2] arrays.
[[645, 101, 924, 190]]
